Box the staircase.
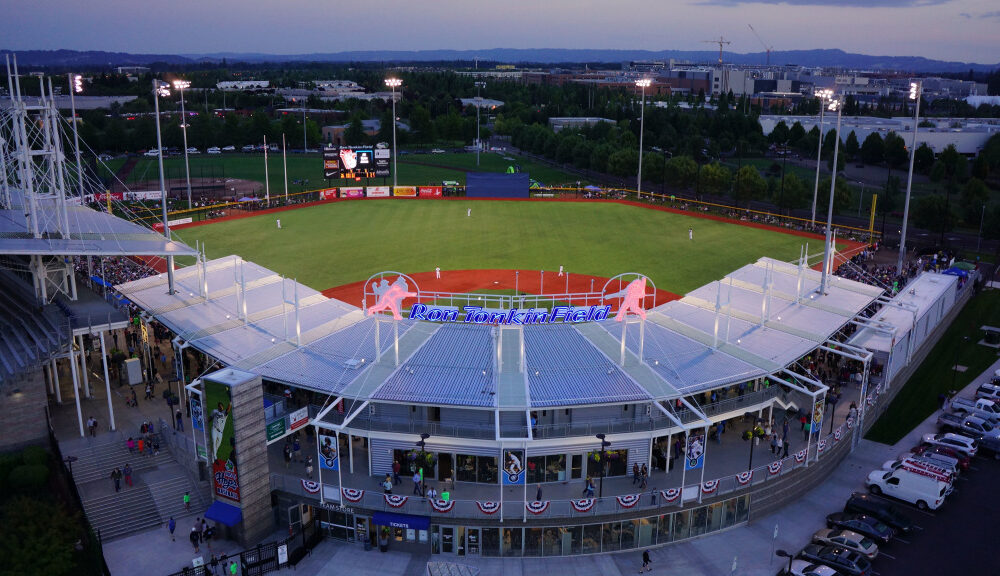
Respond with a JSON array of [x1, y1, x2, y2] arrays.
[[63, 432, 209, 541]]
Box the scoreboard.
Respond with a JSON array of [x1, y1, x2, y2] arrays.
[[323, 145, 391, 179]]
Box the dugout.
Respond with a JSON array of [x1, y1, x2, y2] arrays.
[[465, 173, 529, 199]]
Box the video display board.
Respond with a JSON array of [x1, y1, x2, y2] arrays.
[[323, 145, 389, 179]]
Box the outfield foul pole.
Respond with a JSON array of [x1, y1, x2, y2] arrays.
[[282, 133, 289, 200], [264, 135, 270, 204]]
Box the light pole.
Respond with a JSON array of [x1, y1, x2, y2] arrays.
[[153, 80, 175, 295], [67, 74, 85, 199], [819, 95, 843, 296], [595, 433, 611, 498], [811, 89, 832, 227], [385, 78, 402, 189], [635, 78, 652, 199], [897, 80, 922, 274], [173, 80, 193, 209], [474, 81, 486, 166], [978, 203, 986, 253]]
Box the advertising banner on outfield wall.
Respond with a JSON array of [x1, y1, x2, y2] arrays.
[[367, 186, 390, 197], [393, 186, 417, 197], [319, 188, 338, 200], [340, 187, 364, 198], [418, 186, 443, 198]]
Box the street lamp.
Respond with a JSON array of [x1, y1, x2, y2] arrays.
[[811, 89, 833, 227], [897, 80, 922, 275], [775, 549, 794, 575], [173, 79, 193, 209], [384, 78, 402, 189], [635, 78, 652, 200], [474, 81, 486, 166], [742, 413, 766, 475], [595, 433, 611, 498], [819, 94, 843, 296], [153, 80, 175, 295]]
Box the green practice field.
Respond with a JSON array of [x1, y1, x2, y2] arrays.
[[175, 200, 821, 294]]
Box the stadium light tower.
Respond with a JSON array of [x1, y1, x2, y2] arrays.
[[819, 94, 843, 296], [897, 80, 922, 276], [635, 78, 652, 200], [474, 81, 486, 166], [173, 79, 193, 209], [67, 73, 85, 198], [385, 78, 402, 189], [153, 79, 175, 295], [811, 89, 833, 227]]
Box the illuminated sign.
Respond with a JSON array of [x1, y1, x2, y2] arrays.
[[408, 304, 611, 325], [323, 145, 384, 179]]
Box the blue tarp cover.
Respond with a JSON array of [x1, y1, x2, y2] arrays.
[[205, 500, 243, 527]]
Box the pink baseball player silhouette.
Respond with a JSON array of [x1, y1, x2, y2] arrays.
[[608, 277, 648, 322], [367, 277, 417, 320]]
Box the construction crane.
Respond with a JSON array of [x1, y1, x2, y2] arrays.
[[748, 24, 773, 66], [702, 36, 732, 66]]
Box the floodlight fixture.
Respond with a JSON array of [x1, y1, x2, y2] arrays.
[[173, 79, 191, 90], [384, 78, 402, 89], [72, 74, 83, 93], [635, 78, 652, 88]]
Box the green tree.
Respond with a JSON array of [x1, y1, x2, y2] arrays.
[[768, 121, 790, 144], [860, 132, 884, 165], [883, 131, 908, 169], [0, 496, 81, 576], [844, 130, 860, 160], [607, 149, 638, 178], [699, 163, 731, 197], [913, 194, 955, 234], [664, 155, 698, 189], [914, 143, 935, 173], [733, 165, 767, 206], [343, 114, 367, 145], [960, 178, 990, 225], [817, 176, 851, 212], [774, 172, 808, 210]]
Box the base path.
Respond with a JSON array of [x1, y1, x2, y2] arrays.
[[322, 269, 681, 310]]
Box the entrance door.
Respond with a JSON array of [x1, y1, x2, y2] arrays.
[[288, 505, 302, 533], [441, 526, 455, 553], [466, 528, 480, 556], [438, 453, 453, 482]]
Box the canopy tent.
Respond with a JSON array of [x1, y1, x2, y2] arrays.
[[204, 500, 243, 527]]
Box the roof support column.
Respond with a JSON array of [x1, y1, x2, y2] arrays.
[[100, 331, 115, 431]]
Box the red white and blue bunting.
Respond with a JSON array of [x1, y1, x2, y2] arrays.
[[701, 480, 719, 494], [384, 494, 408, 508], [866, 395, 875, 407], [429, 499, 455, 513], [846, 417, 854, 429], [570, 499, 595, 513], [834, 427, 842, 442], [476, 501, 501, 515], [818, 439, 827, 453], [525, 501, 550, 515], [341, 488, 364, 503], [301, 480, 321, 494], [794, 449, 807, 463], [768, 460, 782, 476], [661, 488, 681, 503], [736, 470, 753, 485], [616, 494, 641, 508]]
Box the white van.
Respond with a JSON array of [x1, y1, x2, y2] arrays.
[[866, 466, 952, 510], [882, 456, 956, 482]]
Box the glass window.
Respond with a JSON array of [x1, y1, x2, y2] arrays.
[[542, 527, 562, 556], [620, 519, 637, 550], [736, 494, 750, 523], [656, 514, 672, 544], [568, 526, 583, 555], [546, 455, 566, 482], [502, 527, 522, 557], [690, 506, 708, 536], [527, 456, 546, 484], [456, 454, 477, 483], [723, 499, 738, 528], [482, 528, 500, 557], [582, 524, 601, 554], [637, 517, 655, 547], [708, 502, 724, 532], [586, 449, 629, 478], [672, 510, 690, 541], [601, 522, 621, 552], [477, 456, 497, 484], [571, 454, 583, 479], [524, 528, 543, 556]]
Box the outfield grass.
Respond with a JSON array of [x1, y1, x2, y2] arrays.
[[175, 200, 818, 294], [866, 290, 1000, 445], [114, 152, 580, 191]]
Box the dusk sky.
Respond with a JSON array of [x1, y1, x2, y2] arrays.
[[2, 0, 998, 64]]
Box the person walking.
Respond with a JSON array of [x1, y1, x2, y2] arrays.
[[183, 491, 191, 511], [392, 459, 402, 485], [137, 437, 145, 456], [782, 437, 790, 459], [87, 416, 98, 437], [632, 463, 641, 486], [535, 484, 543, 502], [688, 228, 693, 240], [127, 437, 135, 453], [167, 516, 176, 541], [189, 526, 201, 553], [803, 420, 811, 441], [426, 485, 438, 501], [283, 443, 292, 469], [305, 456, 314, 480], [110, 467, 122, 492], [640, 464, 648, 489], [412, 471, 423, 496], [770, 433, 778, 455], [123, 463, 133, 487], [582, 477, 595, 498], [382, 475, 393, 494], [176, 409, 184, 432], [292, 437, 301, 463], [640, 549, 652, 573]]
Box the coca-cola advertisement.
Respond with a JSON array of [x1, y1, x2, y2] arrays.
[[206, 380, 240, 502]]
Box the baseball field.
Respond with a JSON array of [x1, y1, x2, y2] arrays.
[[174, 199, 836, 296]]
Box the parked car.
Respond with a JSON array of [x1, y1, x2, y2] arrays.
[[186, 147, 200, 154], [950, 396, 1000, 422], [797, 544, 872, 576], [921, 432, 978, 457], [910, 444, 971, 471], [783, 559, 844, 576], [143, 149, 160, 157], [96, 153, 113, 162], [937, 413, 1000, 440], [844, 492, 914, 534], [241, 144, 255, 152], [206, 147, 221, 154], [825, 512, 894, 546], [811, 529, 878, 559], [431, 148, 445, 154], [222, 145, 236, 152], [883, 456, 957, 481], [866, 468, 952, 510], [975, 383, 1000, 401]]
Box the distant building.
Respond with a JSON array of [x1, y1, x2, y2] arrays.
[[216, 80, 270, 91], [321, 119, 409, 146], [548, 117, 616, 133], [458, 98, 505, 109], [115, 66, 149, 75]]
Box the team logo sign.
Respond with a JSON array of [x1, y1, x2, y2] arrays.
[[616, 494, 641, 508], [685, 434, 705, 471], [341, 488, 365, 503], [608, 277, 648, 322], [570, 499, 595, 512], [525, 501, 550, 515], [501, 449, 525, 486], [476, 501, 501, 515], [367, 277, 417, 321]]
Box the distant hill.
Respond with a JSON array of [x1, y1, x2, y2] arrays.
[[3, 47, 997, 74]]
